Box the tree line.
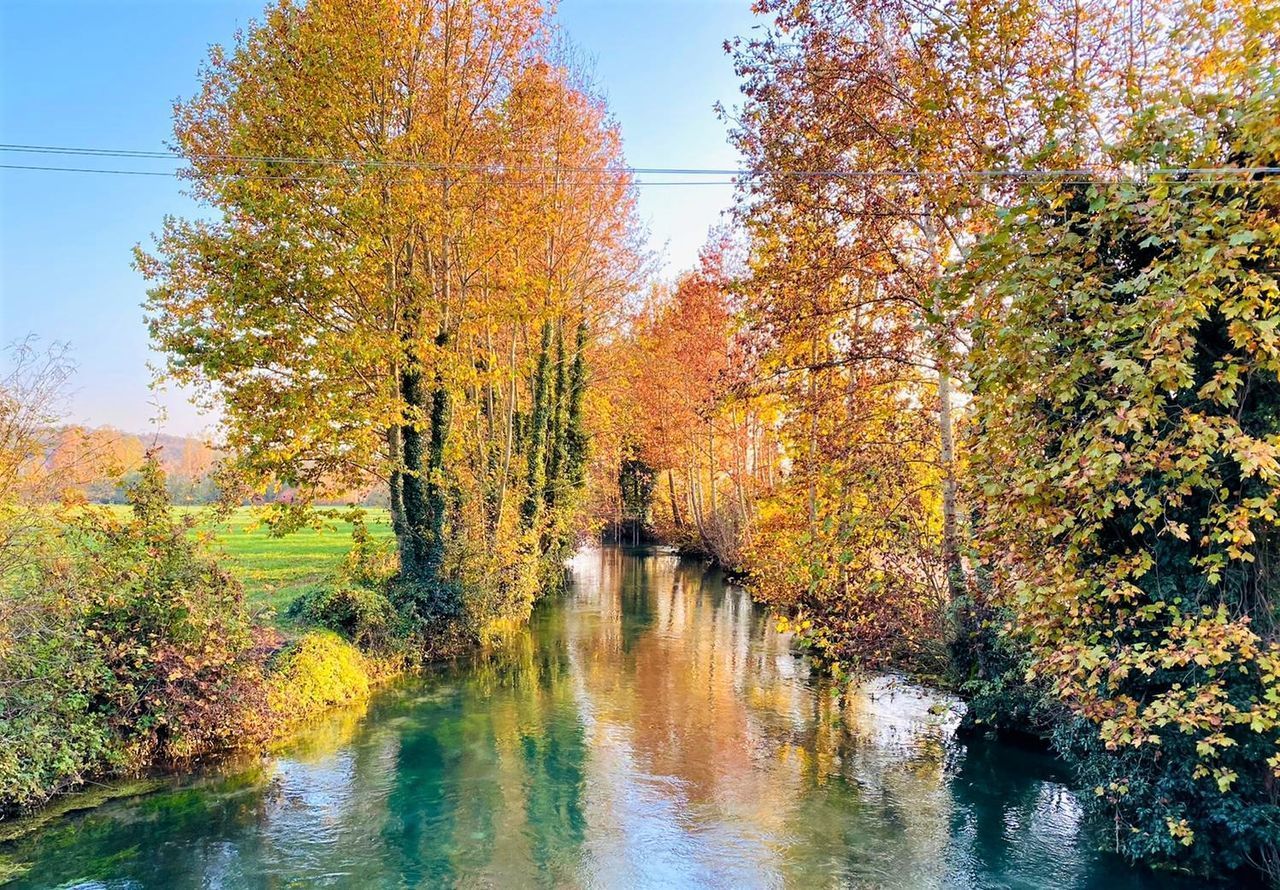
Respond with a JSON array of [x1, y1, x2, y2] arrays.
[[607, 0, 1280, 881], [1, 0, 637, 832], [136, 0, 641, 633]]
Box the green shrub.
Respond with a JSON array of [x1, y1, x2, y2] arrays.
[[1055, 713, 1280, 880], [338, 512, 398, 589], [950, 597, 1060, 741], [0, 454, 270, 815], [287, 584, 398, 649], [963, 77, 1280, 882], [285, 512, 406, 650], [0, 555, 118, 813], [72, 456, 267, 763]]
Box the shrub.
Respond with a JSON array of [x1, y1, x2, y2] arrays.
[[963, 77, 1280, 880], [1055, 711, 1280, 880], [72, 456, 267, 763], [287, 514, 403, 649], [338, 511, 399, 589], [265, 631, 371, 729], [288, 584, 398, 650], [949, 597, 1061, 742], [0, 550, 117, 813], [0, 454, 269, 813]]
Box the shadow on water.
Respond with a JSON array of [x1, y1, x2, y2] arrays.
[[1, 547, 1207, 889]]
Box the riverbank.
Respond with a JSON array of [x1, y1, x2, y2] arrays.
[[0, 548, 1206, 888], [0, 492, 414, 828]]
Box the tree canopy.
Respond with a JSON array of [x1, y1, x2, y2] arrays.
[[138, 0, 640, 628]]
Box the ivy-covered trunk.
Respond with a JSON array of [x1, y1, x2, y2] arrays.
[[521, 321, 554, 529], [389, 333, 455, 614]]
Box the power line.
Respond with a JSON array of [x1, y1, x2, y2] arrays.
[[0, 161, 1271, 192], [2, 142, 1279, 181], [0, 143, 741, 178], [0, 162, 738, 187]]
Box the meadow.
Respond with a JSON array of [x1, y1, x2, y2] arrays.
[[108, 505, 395, 619]]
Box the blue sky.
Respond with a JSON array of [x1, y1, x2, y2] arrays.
[[0, 0, 758, 435]]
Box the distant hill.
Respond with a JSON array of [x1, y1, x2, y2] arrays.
[[45, 426, 221, 503], [44, 426, 386, 506]]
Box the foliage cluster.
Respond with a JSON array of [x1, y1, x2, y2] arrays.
[[264, 631, 374, 730], [287, 513, 404, 650], [611, 240, 762, 566], [0, 457, 271, 815], [137, 0, 638, 647], [614, 0, 1280, 881], [964, 82, 1280, 876], [43, 427, 220, 505]]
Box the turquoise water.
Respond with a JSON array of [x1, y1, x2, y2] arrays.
[[3, 548, 1194, 888]]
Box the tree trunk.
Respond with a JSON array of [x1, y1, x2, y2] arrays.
[[668, 468, 683, 530], [396, 361, 450, 586], [708, 421, 717, 518], [397, 364, 429, 578], [921, 213, 965, 603], [938, 350, 963, 600], [522, 322, 553, 529]]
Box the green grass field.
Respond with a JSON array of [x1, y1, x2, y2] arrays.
[[108, 505, 395, 620], [205, 508, 395, 617]]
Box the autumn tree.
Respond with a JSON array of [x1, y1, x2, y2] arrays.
[[964, 70, 1280, 877], [623, 235, 764, 563], [47, 427, 146, 502], [722, 0, 1055, 665], [721, 0, 1277, 671], [0, 340, 74, 579], [138, 0, 638, 631]]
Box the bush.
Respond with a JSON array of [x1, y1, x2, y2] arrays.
[[288, 584, 398, 650], [265, 631, 371, 729], [72, 457, 268, 763], [0, 455, 269, 814], [338, 511, 399, 589], [963, 78, 1280, 882], [287, 514, 404, 649], [1055, 713, 1280, 880], [0, 554, 117, 812]]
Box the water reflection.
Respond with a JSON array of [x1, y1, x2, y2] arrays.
[[3, 548, 1195, 888]]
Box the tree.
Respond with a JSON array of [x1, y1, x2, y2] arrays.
[[965, 71, 1280, 877], [624, 234, 760, 563], [721, 0, 1054, 665], [138, 0, 638, 628], [0, 339, 74, 578]]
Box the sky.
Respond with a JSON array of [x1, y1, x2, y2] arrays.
[[0, 0, 760, 436]]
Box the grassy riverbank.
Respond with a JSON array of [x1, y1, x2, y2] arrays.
[[1, 480, 412, 828]]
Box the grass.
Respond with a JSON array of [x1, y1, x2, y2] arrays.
[[105, 505, 395, 620], [203, 508, 394, 617]]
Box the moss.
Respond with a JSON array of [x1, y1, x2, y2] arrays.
[[287, 584, 398, 649], [0, 779, 164, 844], [265, 631, 374, 731], [0, 853, 32, 883]]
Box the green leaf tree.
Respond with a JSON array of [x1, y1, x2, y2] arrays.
[[966, 70, 1280, 877]]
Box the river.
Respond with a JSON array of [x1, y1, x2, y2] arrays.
[[2, 548, 1196, 888]]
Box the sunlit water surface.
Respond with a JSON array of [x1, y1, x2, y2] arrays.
[[4, 548, 1197, 888]]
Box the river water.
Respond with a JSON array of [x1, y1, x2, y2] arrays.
[[3, 548, 1194, 889]]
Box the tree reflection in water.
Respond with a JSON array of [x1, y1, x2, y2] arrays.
[[2, 549, 1198, 889]]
